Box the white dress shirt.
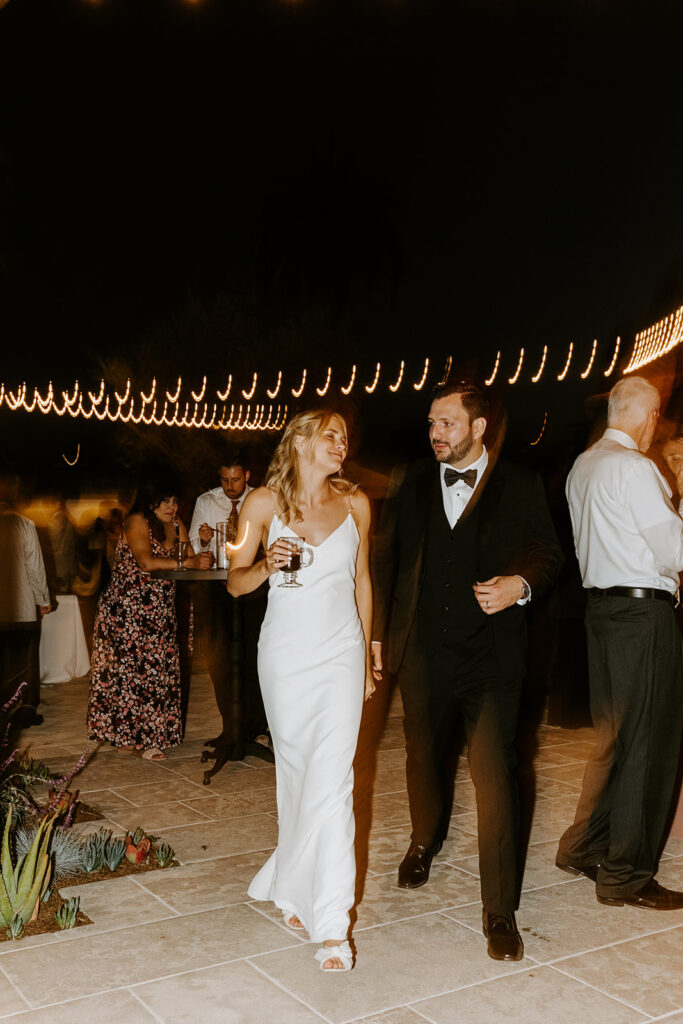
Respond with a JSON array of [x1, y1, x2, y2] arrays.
[[189, 485, 252, 553], [439, 447, 489, 528], [0, 509, 50, 622], [566, 427, 683, 594]]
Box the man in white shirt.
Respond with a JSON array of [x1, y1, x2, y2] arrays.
[[557, 375, 683, 910], [0, 468, 52, 727], [189, 451, 268, 753]]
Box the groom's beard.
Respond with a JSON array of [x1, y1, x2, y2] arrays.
[[432, 428, 475, 465]]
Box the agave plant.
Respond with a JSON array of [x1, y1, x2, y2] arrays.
[[54, 896, 80, 930], [0, 803, 56, 939], [155, 842, 175, 868], [124, 834, 151, 865], [103, 835, 126, 872]]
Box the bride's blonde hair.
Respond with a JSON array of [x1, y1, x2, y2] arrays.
[[266, 408, 357, 524]]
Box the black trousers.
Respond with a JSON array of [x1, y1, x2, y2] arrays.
[[557, 593, 683, 898], [193, 583, 268, 742], [399, 638, 523, 914]]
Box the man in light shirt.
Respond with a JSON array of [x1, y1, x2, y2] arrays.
[[557, 375, 683, 910], [190, 451, 268, 751]]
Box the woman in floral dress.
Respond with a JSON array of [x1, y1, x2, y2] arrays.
[[87, 480, 212, 760]]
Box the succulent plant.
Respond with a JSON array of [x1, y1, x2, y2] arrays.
[[54, 896, 80, 930], [155, 842, 175, 868], [0, 803, 56, 939], [83, 828, 112, 873], [15, 825, 88, 881], [124, 835, 151, 864], [103, 836, 126, 872]]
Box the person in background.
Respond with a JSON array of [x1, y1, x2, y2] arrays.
[[0, 467, 51, 727], [87, 478, 211, 761], [189, 450, 268, 750], [557, 376, 683, 910]]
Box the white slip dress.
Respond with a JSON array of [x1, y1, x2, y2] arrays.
[[248, 510, 365, 942]]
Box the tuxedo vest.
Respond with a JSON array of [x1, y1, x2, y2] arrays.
[[414, 476, 496, 679]]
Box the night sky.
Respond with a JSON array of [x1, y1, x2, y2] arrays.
[[3, 0, 683, 473]]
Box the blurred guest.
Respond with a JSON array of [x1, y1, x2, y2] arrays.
[[371, 379, 562, 962], [0, 467, 51, 726], [87, 478, 211, 760], [47, 495, 77, 593], [189, 450, 268, 748], [557, 377, 683, 910]]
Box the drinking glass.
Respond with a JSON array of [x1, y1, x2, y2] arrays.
[[277, 536, 314, 588], [177, 540, 189, 570]]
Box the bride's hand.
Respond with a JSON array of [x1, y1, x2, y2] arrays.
[[364, 665, 376, 701], [264, 538, 294, 575]]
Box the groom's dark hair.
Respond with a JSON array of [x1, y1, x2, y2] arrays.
[[431, 378, 489, 424]]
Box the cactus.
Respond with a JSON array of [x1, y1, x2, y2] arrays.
[[54, 896, 80, 930], [0, 803, 55, 939], [103, 836, 126, 872], [155, 841, 175, 868]]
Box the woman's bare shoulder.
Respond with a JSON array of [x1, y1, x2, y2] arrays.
[[124, 513, 148, 536], [242, 487, 278, 517], [349, 487, 371, 526]]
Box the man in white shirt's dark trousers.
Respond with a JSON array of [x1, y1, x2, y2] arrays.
[[190, 452, 268, 751], [557, 375, 683, 910], [371, 379, 563, 961]]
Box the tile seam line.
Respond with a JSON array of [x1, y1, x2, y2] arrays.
[[246, 958, 335, 1024], [548, 963, 657, 1020], [128, 875, 183, 916], [544, 919, 683, 965], [0, 962, 30, 1013], [126, 988, 166, 1024]]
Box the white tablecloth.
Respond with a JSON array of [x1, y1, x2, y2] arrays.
[[39, 595, 90, 683]]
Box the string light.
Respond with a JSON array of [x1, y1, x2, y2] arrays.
[[267, 371, 282, 399], [531, 346, 547, 383], [557, 342, 573, 381], [291, 369, 307, 398], [365, 363, 381, 393], [340, 365, 357, 395], [604, 336, 621, 377], [485, 352, 501, 386], [226, 521, 250, 552], [625, 306, 683, 373], [166, 378, 182, 402], [241, 373, 258, 400], [316, 367, 332, 397], [216, 376, 232, 401], [530, 412, 548, 447], [389, 361, 404, 392], [191, 377, 207, 402], [580, 339, 598, 380], [442, 356, 453, 382], [61, 444, 80, 468], [508, 349, 524, 385], [413, 358, 429, 391]]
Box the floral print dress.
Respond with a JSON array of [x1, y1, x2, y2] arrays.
[[87, 529, 182, 750]]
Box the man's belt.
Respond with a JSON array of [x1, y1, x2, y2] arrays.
[[590, 586, 675, 605]]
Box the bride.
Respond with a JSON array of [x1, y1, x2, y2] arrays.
[[228, 408, 377, 971]]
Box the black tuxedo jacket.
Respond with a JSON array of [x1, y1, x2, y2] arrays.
[[371, 456, 563, 678]]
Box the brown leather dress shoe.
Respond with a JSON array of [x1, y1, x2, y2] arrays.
[[397, 840, 442, 889], [555, 860, 599, 882], [482, 911, 524, 961], [597, 878, 683, 910]]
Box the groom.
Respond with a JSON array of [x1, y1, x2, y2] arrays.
[[371, 378, 562, 961]]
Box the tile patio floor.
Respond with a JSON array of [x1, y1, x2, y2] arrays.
[[2, 672, 682, 1024]]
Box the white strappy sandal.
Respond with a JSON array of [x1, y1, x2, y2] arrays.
[[282, 910, 305, 932], [314, 940, 354, 972]]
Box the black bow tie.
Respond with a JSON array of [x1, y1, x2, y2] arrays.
[[444, 467, 477, 489]]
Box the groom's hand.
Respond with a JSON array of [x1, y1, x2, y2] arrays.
[[473, 575, 525, 615], [371, 641, 383, 678]]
